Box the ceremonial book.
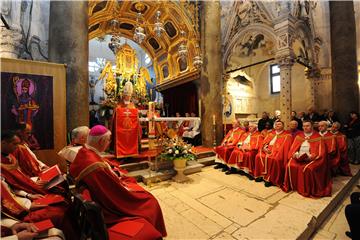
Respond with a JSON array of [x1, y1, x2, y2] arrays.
[[39, 165, 65, 189], [33, 194, 65, 206], [108, 220, 144, 237], [34, 219, 54, 233]]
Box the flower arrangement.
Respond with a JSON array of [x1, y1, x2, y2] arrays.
[[158, 137, 197, 161]]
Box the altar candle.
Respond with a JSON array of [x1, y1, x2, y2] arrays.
[[212, 114, 216, 125]]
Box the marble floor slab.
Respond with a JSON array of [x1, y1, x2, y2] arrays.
[[144, 164, 360, 239]]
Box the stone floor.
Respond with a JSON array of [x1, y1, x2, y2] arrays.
[[143, 164, 360, 240]]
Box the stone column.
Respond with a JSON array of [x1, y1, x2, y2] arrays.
[[274, 15, 296, 128], [48, 1, 89, 132], [0, 27, 23, 58], [199, 0, 223, 146], [305, 68, 321, 110], [0, 1, 23, 58], [329, 1, 359, 123], [277, 56, 294, 127]]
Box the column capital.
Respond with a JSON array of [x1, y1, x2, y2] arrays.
[[276, 55, 295, 68], [305, 67, 321, 79], [0, 27, 23, 58]]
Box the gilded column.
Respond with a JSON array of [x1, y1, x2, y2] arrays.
[[199, 0, 223, 146], [48, 1, 89, 132], [329, 1, 359, 123]]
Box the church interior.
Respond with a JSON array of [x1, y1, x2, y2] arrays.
[[1, 0, 360, 239]]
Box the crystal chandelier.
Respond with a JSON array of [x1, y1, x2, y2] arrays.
[[178, 30, 188, 61], [133, 12, 146, 44], [154, 11, 164, 37], [132, 3, 165, 44]]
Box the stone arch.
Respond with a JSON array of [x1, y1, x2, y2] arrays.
[[293, 20, 316, 65], [223, 23, 277, 70]]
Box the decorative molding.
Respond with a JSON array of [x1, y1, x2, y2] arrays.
[[155, 70, 200, 91]]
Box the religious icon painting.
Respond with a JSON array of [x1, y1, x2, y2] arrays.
[[1, 72, 54, 150]]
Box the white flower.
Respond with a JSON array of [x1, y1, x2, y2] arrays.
[[184, 145, 188, 150], [175, 150, 179, 155], [168, 149, 173, 154], [183, 150, 188, 154]]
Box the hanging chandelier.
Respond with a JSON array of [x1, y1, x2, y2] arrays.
[[133, 12, 146, 44], [178, 30, 188, 61], [133, 3, 164, 44], [154, 10, 165, 37]]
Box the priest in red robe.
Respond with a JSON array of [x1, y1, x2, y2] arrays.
[[254, 121, 292, 187], [318, 121, 338, 176], [331, 122, 352, 176], [1, 130, 75, 239], [283, 120, 332, 197], [69, 125, 167, 237], [227, 123, 263, 177], [13, 123, 49, 177], [214, 119, 244, 171]]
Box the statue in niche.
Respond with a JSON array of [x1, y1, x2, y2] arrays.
[[179, 58, 187, 72]]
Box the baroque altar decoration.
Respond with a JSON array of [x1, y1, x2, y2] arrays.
[[97, 41, 152, 109]]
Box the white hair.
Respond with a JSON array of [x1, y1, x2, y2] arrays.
[[87, 130, 111, 147], [319, 121, 329, 127], [71, 126, 90, 141]]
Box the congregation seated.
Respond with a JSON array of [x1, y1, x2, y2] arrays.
[[1, 130, 77, 239], [58, 126, 89, 163], [318, 121, 338, 176], [214, 119, 244, 171], [260, 121, 273, 137], [226, 123, 263, 177], [69, 125, 167, 238], [182, 113, 201, 146], [13, 123, 49, 178], [283, 120, 332, 197], [330, 122, 352, 176], [289, 120, 302, 138], [177, 112, 190, 137], [254, 121, 292, 187]]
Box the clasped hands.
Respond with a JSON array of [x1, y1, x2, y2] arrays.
[[11, 222, 39, 240]]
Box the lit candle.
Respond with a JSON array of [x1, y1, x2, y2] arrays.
[[212, 114, 216, 125]]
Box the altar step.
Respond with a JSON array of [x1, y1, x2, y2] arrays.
[[122, 146, 216, 185]]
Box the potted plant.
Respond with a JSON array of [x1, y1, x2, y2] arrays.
[[158, 137, 196, 182]]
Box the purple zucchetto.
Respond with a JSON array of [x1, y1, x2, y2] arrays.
[[89, 125, 108, 136]]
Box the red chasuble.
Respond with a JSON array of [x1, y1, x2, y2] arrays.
[[13, 144, 42, 177], [214, 128, 244, 164], [70, 146, 167, 237], [283, 132, 332, 197], [114, 107, 140, 158], [320, 132, 339, 175], [253, 131, 292, 187], [1, 154, 46, 195], [332, 132, 352, 176], [228, 131, 263, 174]]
